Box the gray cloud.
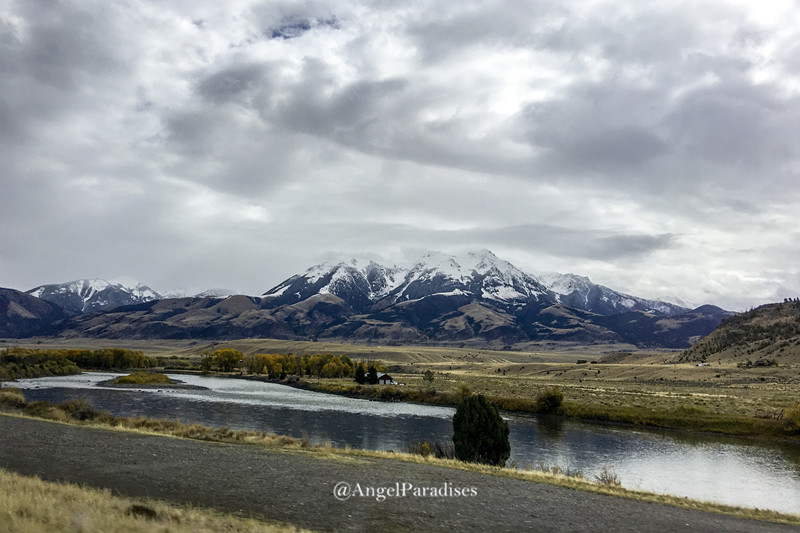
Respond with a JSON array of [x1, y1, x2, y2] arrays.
[[196, 62, 271, 105]]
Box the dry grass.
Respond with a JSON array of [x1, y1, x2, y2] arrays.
[[305, 367, 800, 437], [111, 372, 172, 385], [0, 468, 305, 533], [1, 337, 598, 364]]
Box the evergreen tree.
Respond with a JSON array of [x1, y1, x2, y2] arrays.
[[452, 393, 510, 466], [367, 365, 379, 385], [354, 364, 366, 384]]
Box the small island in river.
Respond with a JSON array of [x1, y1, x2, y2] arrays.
[[97, 372, 208, 390]]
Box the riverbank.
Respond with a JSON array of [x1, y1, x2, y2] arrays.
[[1, 411, 799, 530], [195, 371, 800, 441]]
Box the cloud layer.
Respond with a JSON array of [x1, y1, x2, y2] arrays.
[[2, 0, 799, 310]]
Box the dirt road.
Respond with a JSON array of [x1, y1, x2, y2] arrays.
[[0, 415, 796, 532]]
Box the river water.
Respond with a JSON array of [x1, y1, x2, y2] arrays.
[[6, 372, 800, 515]]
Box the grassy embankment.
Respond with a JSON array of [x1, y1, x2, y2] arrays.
[[0, 468, 303, 533], [295, 366, 800, 439], [1, 386, 799, 527]]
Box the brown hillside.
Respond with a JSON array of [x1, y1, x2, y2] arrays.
[[678, 300, 800, 365]]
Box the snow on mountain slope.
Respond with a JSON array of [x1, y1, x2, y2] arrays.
[[27, 278, 161, 314], [262, 249, 690, 317], [532, 271, 688, 316], [263, 250, 549, 311], [383, 250, 548, 305], [263, 259, 405, 311], [157, 287, 238, 299]]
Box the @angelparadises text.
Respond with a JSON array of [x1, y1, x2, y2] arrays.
[[333, 481, 478, 502]]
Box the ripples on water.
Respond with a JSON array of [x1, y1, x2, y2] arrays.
[[7, 372, 800, 515]]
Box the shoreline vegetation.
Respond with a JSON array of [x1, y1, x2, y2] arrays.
[[97, 372, 209, 390], [1, 390, 799, 527], [2, 345, 799, 439], [295, 378, 800, 440]]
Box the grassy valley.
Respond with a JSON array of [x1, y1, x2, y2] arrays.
[[4, 327, 799, 439]]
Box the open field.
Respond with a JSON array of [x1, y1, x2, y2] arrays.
[[1, 336, 630, 363]]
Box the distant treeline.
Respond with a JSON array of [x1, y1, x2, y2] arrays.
[[0, 347, 155, 380], [200, 349, 385, 379]]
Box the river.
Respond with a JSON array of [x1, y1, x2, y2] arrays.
[[6, 372, 800, 515]]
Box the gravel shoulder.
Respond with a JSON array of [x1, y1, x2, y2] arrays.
[[0, 414, 796, 533]]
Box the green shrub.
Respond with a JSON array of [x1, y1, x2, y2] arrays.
[[409, 440, 455, 459], [452, 394, 510, 466], [535, 387, 564, 414], [410, 441, 432, 457], [59, 399, 100, 421], [456, 382, 472, 400]]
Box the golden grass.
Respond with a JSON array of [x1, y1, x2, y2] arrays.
[[0, 468, 305, 533], [302, 371, 800, 438], [111, 372, 172, 385], [1, 337, 593, 364]]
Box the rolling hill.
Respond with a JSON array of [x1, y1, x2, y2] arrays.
[[678, 300, 800, 365]]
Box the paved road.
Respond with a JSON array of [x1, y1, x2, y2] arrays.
[[0, 415, 797, 532]]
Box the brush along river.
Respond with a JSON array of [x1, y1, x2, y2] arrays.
[[8, 372, 800, 515]]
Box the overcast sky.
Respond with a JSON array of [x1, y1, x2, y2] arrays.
[[2, 0, 799, 311]]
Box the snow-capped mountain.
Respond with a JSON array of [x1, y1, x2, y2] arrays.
[[263, 258, 406, 312], [26, 278, 161, 314], [380, 250, 549, 306], [263, 250, 549, 312], [157, 287, 238, 299], [263, 249, 686, 317], [5, 250, 728, 347], [532, 271, 688, 316]]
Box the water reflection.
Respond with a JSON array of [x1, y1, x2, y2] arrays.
[[6, 372, 800, 515]]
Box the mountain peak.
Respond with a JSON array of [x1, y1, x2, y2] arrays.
[[263, 249, 692, 317], [27, 278, 160, 314]]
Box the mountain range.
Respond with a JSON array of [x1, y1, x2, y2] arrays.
[[27, 278, 161, 314], [1, 250, 732, 348]]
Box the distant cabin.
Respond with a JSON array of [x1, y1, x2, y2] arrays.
[[377, 373, 396, 385]]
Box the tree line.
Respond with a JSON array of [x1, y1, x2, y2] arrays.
[[200, 349, 385, 379], [0, 347, 155, 380]]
